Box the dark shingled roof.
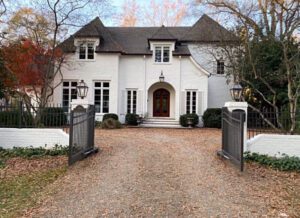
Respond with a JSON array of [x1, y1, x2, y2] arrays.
[[149, 25, 177, 41], [181, 14, 236, 42], [59, 14, 237, 55]]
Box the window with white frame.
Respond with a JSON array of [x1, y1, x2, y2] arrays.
[[154, 45, 170, 63], [217, 60, 225, 74], [186, 91, 197, 114], [79, 42, 95, 60], [94, 81, 110, 113], [127, 90, 137, 114], [62, 81, 77, 112]]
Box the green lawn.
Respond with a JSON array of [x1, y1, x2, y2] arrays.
[[0, 167, 66, 218]]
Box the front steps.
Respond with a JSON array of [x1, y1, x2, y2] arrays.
[[139, 118, 182, 128]]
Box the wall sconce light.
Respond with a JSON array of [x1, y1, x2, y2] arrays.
[[159, 71, 165, 82]]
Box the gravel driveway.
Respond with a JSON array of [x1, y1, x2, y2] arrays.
[[27, 128, 300, 217]]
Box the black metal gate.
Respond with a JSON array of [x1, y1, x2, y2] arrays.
[[69, 105, 98, 165], [218, 107, 246, 171]]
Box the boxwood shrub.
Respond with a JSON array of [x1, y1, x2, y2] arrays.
[[101, 118, 122, 129], [102, 113, 119, 121], [180, 113, 199, 127], [40, 107, 67, 127], [125, 113, 138, 125], [202, 108, 222, 128]]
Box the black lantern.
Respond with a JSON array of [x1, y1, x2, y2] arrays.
[[230, 83, 243, 102], [159, 71, 165, 82], [76, 80, 89, 99]]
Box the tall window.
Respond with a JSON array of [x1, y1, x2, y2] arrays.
[[79, 42, 95, 60], [62, 81, 77, 111], [154, 46, 170, 63], [94, 82, 110, 113], [186, 91, 197, 114], [127, 90, 137, 114], [217, 60, 225, 74]]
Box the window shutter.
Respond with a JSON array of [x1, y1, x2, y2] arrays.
[[137, 90, 143, 115], [197, 91, 203, 115], [120, 90, 126, 115], [180, 91, 186, 115]]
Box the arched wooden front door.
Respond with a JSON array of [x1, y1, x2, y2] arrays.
[[153, 89, 170, 117]]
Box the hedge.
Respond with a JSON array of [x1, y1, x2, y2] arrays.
[[202, 108, 222, 128], [180, 113, 199, 127], [0, 111, 33, 127], [40, 107, 67, 127]]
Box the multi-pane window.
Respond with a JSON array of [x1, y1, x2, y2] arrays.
[[79, 42, 95, 60], [217, 60, 225, 74], [62, 81, 77, 112], [154, 46, 170, 63], [186, 91, 197, 114], [94, 81, 110, 113], [127, 90, 137, 114]]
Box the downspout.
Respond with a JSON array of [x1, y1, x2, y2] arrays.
[[179, 55, 182, 119], [143, 55, 147, 117]]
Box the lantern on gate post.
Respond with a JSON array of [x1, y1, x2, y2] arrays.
[[230, 83, 243, 102], [76, 80, 89, 99]]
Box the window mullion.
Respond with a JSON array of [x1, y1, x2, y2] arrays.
[[85, 44, 88, 60], [161, 46, 164, 62]]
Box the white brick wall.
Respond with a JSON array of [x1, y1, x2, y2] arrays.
[[247, 134, 300, 157], [0, 128, 69, 149]]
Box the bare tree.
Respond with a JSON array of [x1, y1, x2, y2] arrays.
[[143, 0, 189, 26], [198, 0, 300, 133], [119, 0, 139, 27]]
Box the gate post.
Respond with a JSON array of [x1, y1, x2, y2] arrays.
[[70, 99, 89, 111], [224, 101, 248, 151]]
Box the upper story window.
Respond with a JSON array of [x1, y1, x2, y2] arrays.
[[154, 46, 170, 63], [78, 42, 95, 60], [217, 60, 225, 74]]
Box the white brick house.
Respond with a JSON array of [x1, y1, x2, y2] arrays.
[[52, 15, 236, 125]]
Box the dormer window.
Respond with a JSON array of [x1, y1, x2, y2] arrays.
[[78, 42, 95, 60], [154, 45, 170, 63]]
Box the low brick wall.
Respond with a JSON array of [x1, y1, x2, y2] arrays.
[[0, 128, 69, 149], [247, 134, 300, 157]]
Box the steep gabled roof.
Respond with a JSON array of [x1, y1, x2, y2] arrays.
[[181, 14, 237, 42], [59, 14, 237, 55], [60, 17, 124, 53]]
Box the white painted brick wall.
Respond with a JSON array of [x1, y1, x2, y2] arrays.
[[247, 134, 300, 157], [0, 128, 69, 149]]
